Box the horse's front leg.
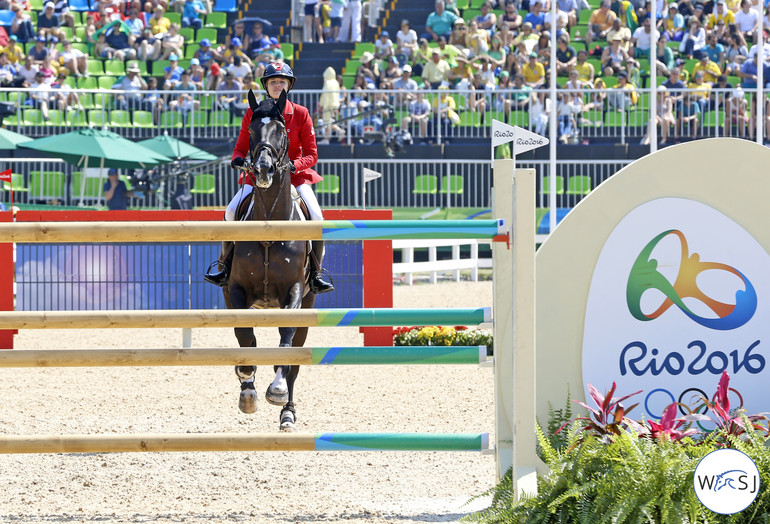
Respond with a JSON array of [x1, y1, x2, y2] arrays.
[[227, 284, 259, 414], [266, 281, 303, 419]]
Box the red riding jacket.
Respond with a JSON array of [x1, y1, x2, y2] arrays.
[[232, 99, 322, 187]]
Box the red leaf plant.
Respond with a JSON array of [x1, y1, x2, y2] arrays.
[[641, 403, 698, 442]]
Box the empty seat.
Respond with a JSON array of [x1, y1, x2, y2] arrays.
[[412, 174, 438, 194], [315, 174, 340, 194], [189, 173, 216, 194]]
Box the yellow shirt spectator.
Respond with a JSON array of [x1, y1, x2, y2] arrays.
[[149, 13, 171, 35], [522, 54, 545, 87], [691, 58, 722, 84], [707, 6, 734, 28], [0, 41, 25, 64]]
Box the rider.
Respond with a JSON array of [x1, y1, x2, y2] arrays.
[[204, 62, 335, 294]]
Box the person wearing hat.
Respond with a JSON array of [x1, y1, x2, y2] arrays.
[[422, 47, 451, 88], [355, 50, 380, 87], [448, 17, 467, 47], [29, 69, 52, 120], [0, 35, 25, 64], [374, 30, 394, 60], [37, 2, 64, 42], [522, 51, 545, 87], [27, 36, 50, 66], [104, 169, 136, 211], [114, 61, 147, 110], [193, 37, 218, 69], [679, 13, 706, 57], [708, 0, 735, 28], [162, 52, 184, 89], [662, 2, 685, 41], [205, 62, 334, 294], [393, 62, 418, 100], [221, 35, 254, 67]]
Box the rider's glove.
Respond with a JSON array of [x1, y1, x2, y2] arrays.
[[231, 157, 246, 170]]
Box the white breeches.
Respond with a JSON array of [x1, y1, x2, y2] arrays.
[[224, 183, 324, 221]]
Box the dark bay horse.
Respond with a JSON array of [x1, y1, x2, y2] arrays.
[[224, 89, 315, 432]]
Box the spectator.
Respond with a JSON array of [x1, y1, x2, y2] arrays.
[[356, 51, 379, 87], [692, 49, 722, 83], [17, 55, 39, 86], [142, 76, 164, 120], [149, 6, 170, 35], [221, 36, 253, 67], [555, 34, 577, 75], [38, 2, 64, 42], [226, 54, 251, 80], [422, 48, 451, 88], [707, 0, 734, 27], [431, 84, 460, 140], [723, 31, 748, 76], [0, 52, 23, 87], [557, 89, 579, 142], [10, 4, 36, 44], [247, 21, 270, 58], [448, 54, 473, 92], [734, 0, 759, 43], [602, 34, 631, 75], [411, 37, 430, 76], [393, 62, 418, 94], [380, 55, 401, 83], [136, 26, 162, 60], [188, 57, 205, 88], [702, 31, 725, 66], [319, 65, 343, 143], [606, 18, 632, 51], [522, 51, 545, 88], [679, 17, 706, 58], [39, 55, 60, 82], [631, 16, 658, 58], [396, 19, 418, 63], [678, 79, 701, 139], [29, 71, 52, 120], [688, 69, 711, 112], [573, 49, 595, 84], [655, 34, 675, 76], [512, 22, 539, 54], [524, 2, 546, 31], [466, 18, 490, 58], [51, 71, 84, 112], [401, 90, 431, 140], [125, 8, 145, 36], [374, 30, 394, 60], [0, 35, 25, 64], [586, 0, 617, 49], [327, 0, 345, 42], [225, 19, 249, 49], [662, 3, 685, 41], [424, 0, 458, 42], [162, 52, 184, 89], [104, 20, 138, 60], [104, 169, 135, 210], [558, 0, 580, 27], [194, 38, 217, 69], [60, 40, 87, 76], [168, 69, 199, 118], [303, 0, 323, 42], [159, 22, 184, 59], [529, 91, 550, 135], [448, 17, 467, 47], [339, 0, 362, 43], [27, 36, 50, 65], [642, 85, 675, 144], [181, 0, 205, 29], [544, 5, 570, 37], [476, 2, 498, 35], [113, 62, 147, 110], [497, 2, 522, 35], [216, 70, 243, 113], [607, 70, 638, 109], [509, 72, 532, 112], [484, 36, 506, 68], [436, 35, 462, 65], [94, 32, 116, 59]]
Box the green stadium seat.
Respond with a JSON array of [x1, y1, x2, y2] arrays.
[[67, 108, 89, 126], [71, 171, 104, 200], [179, 26, 195, 43], [566, 175, 592, 195], [88, 109, 108, 128], [541, 175, 565, 195], [189, 173, 216, 194], [190, 110, 208, 126], [160, 111, 183, 128], [196, 27, 218, 44], [2, 173, 30, 192], [204, 11, 227, 28], [110, 109, 131, 127], [97, 75, 117, 90], [412, 174, 438, 194], [209, 110, 234, 126], [315, 174, 340, 194], [439, 175, 464, 194], [132, 110, 155, 128], [47, 109, 65, 126], [166, 11, 181, 24], [29, 171, 66, 200], [23, 108, 45, 125], [104, 59, 125, 76], [87, 59, 105, 76]]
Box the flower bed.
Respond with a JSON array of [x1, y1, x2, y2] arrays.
[[393, 326, 493, 354]]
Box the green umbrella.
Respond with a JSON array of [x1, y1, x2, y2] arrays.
[[0, 128, 32, 150], [19, 128, 172, 168], [138, 134, 217, 161], [19, 128, 172, 206]]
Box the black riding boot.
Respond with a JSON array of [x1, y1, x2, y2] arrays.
[[204, 241, 233, 287], [309, 240, 334, 294]]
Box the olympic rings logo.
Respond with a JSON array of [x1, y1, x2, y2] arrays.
[[644, 387, 745, 431], [626, 230, 757, 331]]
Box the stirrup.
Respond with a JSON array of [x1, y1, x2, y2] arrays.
[[309, 268, 335, 294], [204, 260, 229, 287]]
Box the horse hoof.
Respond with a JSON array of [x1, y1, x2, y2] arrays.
[[265, 388, 289, 406], [239, 387, 258, 414], [280, 420, 297, 432], [280, 410, 297, 432]]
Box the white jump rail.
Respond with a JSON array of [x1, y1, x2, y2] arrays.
[[393, 239, 493, 284]]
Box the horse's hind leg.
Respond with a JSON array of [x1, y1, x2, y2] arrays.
[[234, 326, 259, 414]]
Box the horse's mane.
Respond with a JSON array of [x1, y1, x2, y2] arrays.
[[252, 97, 285, 123]]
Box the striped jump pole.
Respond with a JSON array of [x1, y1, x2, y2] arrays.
[[0, 220, 508, 243], [0, 307, 491, 330], [0, 346, 488, 367], [0, 433, 490, 454]]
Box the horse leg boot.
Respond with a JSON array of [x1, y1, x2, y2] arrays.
[[204, 241, 234, 287], [266, 365, 290, 405], [279, 366, 300, 432], [309, 240, 334, 294]]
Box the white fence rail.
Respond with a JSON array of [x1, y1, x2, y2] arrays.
[[392, 239, 492, 285]]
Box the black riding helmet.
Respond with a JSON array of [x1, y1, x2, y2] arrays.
[[261, 62, 296, 92]]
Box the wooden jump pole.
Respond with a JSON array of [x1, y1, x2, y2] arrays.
[[0, 433, 490, 454], [0, 307, 491, 329], [0, 220, 506, 243], [0, 346, 488, 367]]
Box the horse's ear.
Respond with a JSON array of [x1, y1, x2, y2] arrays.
[[248, 89, 259, 112], [276, 89, 287, 114]]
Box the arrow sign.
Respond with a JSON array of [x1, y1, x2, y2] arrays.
[[490, 120, 549, 159], [362, 167, 381, 182], [0, 169, 11, 183]]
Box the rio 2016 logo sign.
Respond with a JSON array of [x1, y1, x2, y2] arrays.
[[582, 198, 769, 423], [626, 229, 757, 331]]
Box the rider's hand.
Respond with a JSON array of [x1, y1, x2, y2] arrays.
[[289, 160, 296, 173], [231, 157, 246, 170]]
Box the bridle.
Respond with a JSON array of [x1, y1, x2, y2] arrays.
[[245, 117, 292, 221]]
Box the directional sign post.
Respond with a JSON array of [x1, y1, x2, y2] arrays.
[[491, 120, 549, 165], [362, 167, 381, 210]]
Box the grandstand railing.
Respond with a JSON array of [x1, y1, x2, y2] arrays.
[[1, 87, 764, 144]]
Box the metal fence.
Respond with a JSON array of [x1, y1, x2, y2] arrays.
[[1, 86, 764, 144]]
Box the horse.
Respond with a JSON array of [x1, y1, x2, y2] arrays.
[[223, 89, 315, 432]]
